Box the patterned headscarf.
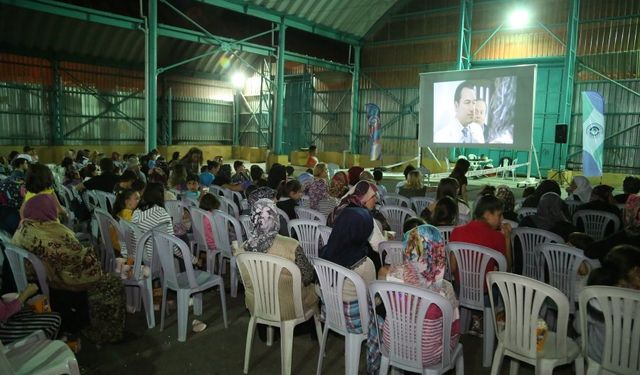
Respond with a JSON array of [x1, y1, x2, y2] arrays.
[[624, 194, 640, 235], [243, 198, 280, 253], [306, 179, 329, 210], [401, 224, 446, 289], [531, 192, 569, 230], [329, 171, 348, 198], [496, 185, 515, 213], [23, 193, 58, 222], [247, 186, 276, 207]]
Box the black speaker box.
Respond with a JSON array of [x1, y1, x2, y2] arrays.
[[555, 124, 568, 144]]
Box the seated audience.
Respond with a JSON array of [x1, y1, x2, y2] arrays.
[[250, 165, 268, 187], [0, 283, 61, 344], [566, 176, 593, 202], [402, 216, 426, 234], [20, 163, 64, 220], [267, 164, 287, 191], [586, 194, 640, 261], [398, 170, 428, 198], [126, 156, 146, 184], [575, 184, 622, 233], [520, 192, 577, 241], [430, 177, 470, 224], [277, 179, 302, 220], [183, 174, 201, 201], [0, 155, 29, 233], [614, 176, 640, 204], [449, 158, 471, 202], [199, 193, 220, 251], [395, 165, 416, 193], [495, 185, 518, 222], [199, 164, 215, 187], [328, 171, 349, 199], [429, 196, 459, 226], [372, 169, 387, 198], [522, 179, 561, 208], [231, 161, 251, 184], [313, 163, 329, 181], [113, 170, 138, 195], [347, 166, 364, 186]]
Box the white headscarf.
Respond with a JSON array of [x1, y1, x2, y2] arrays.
[[571, 176, 592, 202]]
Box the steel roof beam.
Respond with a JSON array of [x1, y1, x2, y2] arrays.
[[196, 0, 361, 45]]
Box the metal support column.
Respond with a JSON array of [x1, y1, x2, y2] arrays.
[[274, 22, 286, 155], [233, 89, 240, 146], [350, 45, 361, 154], [457, 0, 472, 70], [146, 0, 158, 151], [167, 87, 172, 145], [50, 59, 63, 145], [559, 0, 580, 168]]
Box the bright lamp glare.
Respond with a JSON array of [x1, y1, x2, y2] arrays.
[[508, 8, 530, 29], [231, 72, 246, 89]]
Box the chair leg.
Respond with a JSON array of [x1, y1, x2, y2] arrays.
[[218, 282, 228, 328], [281, 321, 295, 375], [574, 355, 585, 375], [193, 292, 203, 316], [316, 324, 329, 375], [483, 307, 495, 367], [267, 326, 274, 347], [535, 360, 555, 375], [490, 343, 504, 375], [313, 315, 323, 344], [344, 334, 362, 375], [244, 316, 257, 374], [177, 291, 189, 342], [142, 281, 156, 329], [455, 350, 464, 375], [460, 307, 471, 334], [160, 286, 168, 331], [379, 356, 390, 375], [509, 359, 520, 375], [231, 259, 238, 298]]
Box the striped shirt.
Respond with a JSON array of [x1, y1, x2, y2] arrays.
[[132, 205, 194, 263], [317, 197, 339, 218]]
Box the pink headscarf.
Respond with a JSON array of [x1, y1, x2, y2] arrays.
[[23, 194, 58, 222]]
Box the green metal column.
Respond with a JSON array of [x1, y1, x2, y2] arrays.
[[457, 0, 472, 70], [50, 59, 63, 145], [233, 89, 240, 145], [560, 0, 580, 167], [167, 87, 172, 145], [274, 22, 286, 154], [146, 0, 158, 151], [350, 45, 361, 154]]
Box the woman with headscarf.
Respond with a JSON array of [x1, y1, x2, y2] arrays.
[[521, 179, 562, 208], [368, 224, 460, 373], [12, 194, 125, 344], [240, 198, 317, 320], [305, 178, 339, 218], [347, 166, 364, 186], [495, 185, 518, 222], [567, 176, 592, 202], [519, 192, 576, 241], [585, 194, 640, 261], [328, 171, 349, 199]]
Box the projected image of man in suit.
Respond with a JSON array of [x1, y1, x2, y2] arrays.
[[435, 81, 485, 143]]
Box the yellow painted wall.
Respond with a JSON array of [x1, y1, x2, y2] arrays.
[[547, 169, 631, 188]]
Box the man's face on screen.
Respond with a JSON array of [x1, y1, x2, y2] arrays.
[[474, 100, 486, 124], [455, 87, 476, 125]]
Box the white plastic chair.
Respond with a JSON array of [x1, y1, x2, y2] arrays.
[[239, 214, 254, 241], [294, 206, 327, 224], [379, 206, 416, 236], [578, 286, 640, 375], [299, 195, 310, 208], [447, 241, 507, 368], [288, 219, 321, 259], [368, 281, 464, 375], [377, 240, 403, 266], [565, 200, 581, 217], [94, 190, 115, 211], [572, 210, 621, 241], [189, 207, 219, 274], [317, 225, 331, 249], [383, 193, 411, 208], [511, 227, 564, 280], [537, 243, 593, 314], [312, 258, 370, 375], [164, 200, 185, 227], [208, 185, 226, 197], [119, 223, 156, 329], [212, 210, 243, 297], [153, 231, 227, 342], [0, 330, 80, 375], [236, 252, 322, 375], [516, 207, 537, 221], [218, 195, 240, 219], [94, 208, 121, 273], [410, 196, 435, 215], [3, 243, 50, 298], [502, 219, 518, 228], [487, 272, 583, 375]]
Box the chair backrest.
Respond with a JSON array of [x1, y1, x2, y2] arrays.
[[410, 196, 435, 215], [379, 205, 417, 236], [447, 241, 507, 309], [218, 195, 239, 218], [236, 252, 304, 321], [94, 208, 121, 273], [164, 200, 184, 225], [3, 243, 50, 297], [277, 207, 291, 235], [212, 210, 243, 258], [82, 190, 99, 211], [294, 206, 327, 224], [383, 193, 411, 208], [565, 200, 581, 217], [537, 243, 592, 313], [317, 225, 332, 248], [120, 221, 152, 280], [436, 225, 456, 244], [378, 240, 404, 266], [152, 231, 198, 290], [369, 281, 456, 371], [299, 195, 310, 208], [502, 219, 519, 228], [208, 185, 226, 197], [488, 272, 571, 360], [579, 286, 640, 374], [287, 219, 321, 258], [511, 227, 564, 280], [572, 210, 621, 241], [312, 257, 369, 335], [94, 191, 115, 211], [516, 207, 537, 221], [189, 207, 215, 253], [239, 214, 253, 241]]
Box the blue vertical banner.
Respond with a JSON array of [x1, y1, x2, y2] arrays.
[[366, 103, 382, 161], [581, 91, 605, 177]]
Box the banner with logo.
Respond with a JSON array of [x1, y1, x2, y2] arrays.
[[366, 103, 382, 161], [581, 91, 605, 177]]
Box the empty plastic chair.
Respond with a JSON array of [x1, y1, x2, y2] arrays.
[[447, 241, 507, 367], [312, 258, 370, 375], [410, 196, 435, 216], [379, 206, 416, 236], [212, 210, 243, 297], [94, 208, 121, 273], [239, 214, 254, 241], [383, 193, 411, 208], [511, 227, 564, 280], [487, 272, 583, 375], [288, 219, 321, 259], [3, 243, 50, 298], [572, 210, 621, 241], [368, 281, 464, 375], [154, 231, 227, 342], [0, 330, 80, 375], [578, 286, 640, 375], [236, 252, 321, 375], [377, 240, 403, 266], [294, 206, 326, 224]]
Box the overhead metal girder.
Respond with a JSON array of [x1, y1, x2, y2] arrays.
[[196, 0, 361, 45]]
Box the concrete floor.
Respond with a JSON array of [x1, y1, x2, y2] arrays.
[[76, 284, 579, 375]]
